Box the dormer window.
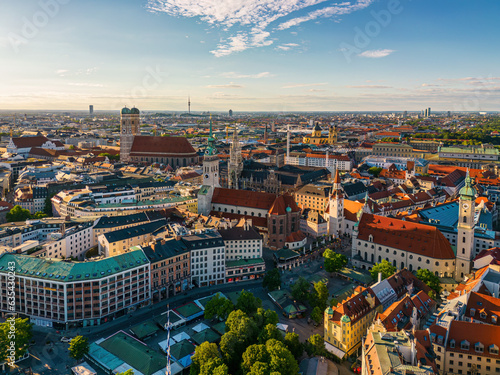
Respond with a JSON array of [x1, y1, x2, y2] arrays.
[[450, 339, 455, 348], [470, 308, 476, 316], [368, 234, 373, 242], [475, 343, 484, 353], [493, 315, 498, 324], [461, 340, 470, 350], [480, 311, 487, 319], [489, 345, 499, 354]]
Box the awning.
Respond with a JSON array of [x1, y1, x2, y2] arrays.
[[276, 323, 288, 332], [71, 362, 97, 375], [325, 342, 346, 359]]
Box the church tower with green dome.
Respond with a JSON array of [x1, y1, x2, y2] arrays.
[[455, 169, 477, 281], [198, 115, 220, 215], [120, 106, 140, 162]]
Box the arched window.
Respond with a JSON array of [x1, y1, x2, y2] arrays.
[[368, 234, 373, 242], [463, 216, 467, 223]]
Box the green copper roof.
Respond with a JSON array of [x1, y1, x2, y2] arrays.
[[0, 249, 148, 282], [341, 314, 351, 323], [327, 307, 334, 315], [121, 107, 131, 115], [459, 170, 477, 199], [130, 107, 140, 114]]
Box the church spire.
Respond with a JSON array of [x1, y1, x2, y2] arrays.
[[459, 168, 476, 200], [205, 114, 217, 156]]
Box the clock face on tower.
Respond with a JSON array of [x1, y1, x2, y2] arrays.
[[462, 203, 469, 210], [205, 174, 209, 179]]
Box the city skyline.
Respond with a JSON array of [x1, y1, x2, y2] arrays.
[[1, 0, 500, 111]]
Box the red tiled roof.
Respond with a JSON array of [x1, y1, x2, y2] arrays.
[[445, 320, 500, 358], [130, 135, 197, 156], [344, 200, 363, 222], [11, 136, 49, 148], [285, 230, 306, 243], [269, 194, 300, 215], [465, 292, 500, 324], [357, 213, 455, 259], [211, 188, 277, 210]]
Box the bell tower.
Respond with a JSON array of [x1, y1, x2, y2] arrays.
[[198, 115, 220, 215], [228, 129, 243, 189], [327, 169, 344, 236], [120, 107, 140, 162], [455, 170, 477, 281]]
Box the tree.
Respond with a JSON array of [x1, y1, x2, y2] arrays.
[[116, 370, 134, 375], [44, 195, 54, 217], [323, 249, 348, 274], [32, 211, 47, 219], [236, 290, 262, 315], [265, 339, 300, 375], [68, 335, 89, 360], [200, 358, 228, 375], [370, 259, 396, 281], [262, 268, 281, 291], [191, 342, 220, 375], [416, 269, 442, 297], [306, 334, 326, 357], [284, 332, 303, 358], [6, 205, 31, 222], [242, 344, 270, 374], [291, 277, 310, 303], [258, 323, 282, 344], [220, 331, 245, 373], [98, 152, 120, 161], [309, 281, 329, 311], [225, 310, 257, 343], [311, 306, 323, 325], [204, 294, 234, 321], [254, 308, 279, 329], [0, 318, 33, 363], [368, 166, 383, 177], [329, 297, 338, 307]]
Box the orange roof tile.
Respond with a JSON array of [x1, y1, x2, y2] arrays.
[[357, 213, 455, 259]]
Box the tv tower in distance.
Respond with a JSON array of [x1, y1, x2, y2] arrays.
[[188, 96, 191, 114]]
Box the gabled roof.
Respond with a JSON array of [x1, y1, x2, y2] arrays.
[[211, 188, 276, 210], [269, 194, 300, 215], [445, 320, 500, 358], [11, 136, 49, 148], [130, 135, 197, 156], [357, 213, 455, 259]]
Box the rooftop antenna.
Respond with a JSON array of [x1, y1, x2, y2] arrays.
[[188, 96, 191, 114], [166, 304, 172, 375]]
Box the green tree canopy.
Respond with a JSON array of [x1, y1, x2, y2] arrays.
[[0, 318, 33, 363], [323, 249, 348, 274], [306, 334, 326, 357], [236, 290, 263, 315], [68, 335, 89, 360], [416, 269, 442, 296], [116, 370, 134, 375], [190, 342, 220, 375], [200, 357, 228, 375], [291, 277, 310, 303], [6, 205, 31, 222], [262, 268, 281, 291], [284, 332, 303, 359], [368, 166, 383, 177], [310, 306, 323, 325], [265, 339, 300, 375], [204, 294, 234, 321], [254, 308, 279, 330], [258, 323, 282, 344], [309, 281, 329, 311], [242, 344, 270, 374], [370, 259, 396, 281]]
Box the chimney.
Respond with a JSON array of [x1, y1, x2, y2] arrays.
[[378, 272, 382, 283]]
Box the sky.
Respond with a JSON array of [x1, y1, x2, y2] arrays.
[[0, 0, 499, 112]]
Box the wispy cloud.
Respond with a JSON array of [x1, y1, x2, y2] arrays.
[[56, 69, 69, 77], [282, 83, 327, 89], [358, 49, 395, 58], [147, 0, 374, 56], [68, 82, 105, 87], [221, 71, 272, 79], [276, 43, 299, 51], [345, 85, 392, 89], [206, 82, 243, 88]]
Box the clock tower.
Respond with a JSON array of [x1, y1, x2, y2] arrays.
[[198, 115, 220, 215], [455, 170, 477, 281]]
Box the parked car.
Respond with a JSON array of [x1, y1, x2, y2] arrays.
[[60, 337, 72, 343]]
